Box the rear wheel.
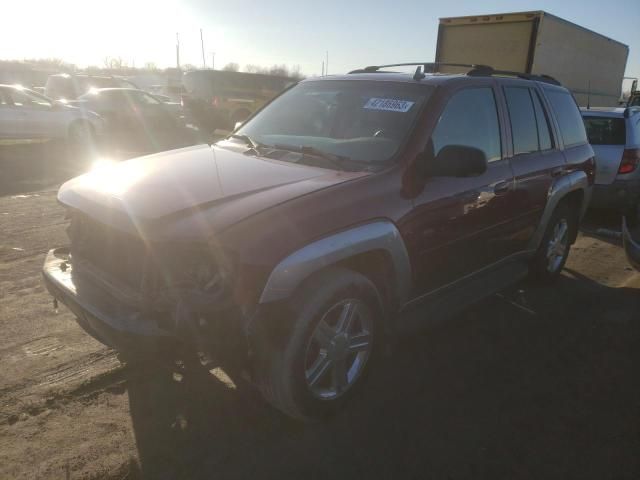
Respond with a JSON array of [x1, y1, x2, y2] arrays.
[[254, 267, 381, 421], [529, 202, 576, 283]]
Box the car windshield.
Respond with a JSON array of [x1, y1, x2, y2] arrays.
[[231, 80, 432, 170]]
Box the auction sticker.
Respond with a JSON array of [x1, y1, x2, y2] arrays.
[[364, 98, 415, 112]]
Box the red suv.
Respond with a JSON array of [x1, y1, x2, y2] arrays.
[[43, 63, 594, 420]]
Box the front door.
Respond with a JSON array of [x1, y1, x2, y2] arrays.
[[404, 85, 516, 295]]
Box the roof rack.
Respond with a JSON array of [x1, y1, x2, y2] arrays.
[[348, 62, 562, 86], [467, 66, 561, 85], [348, 62, 490, 74]]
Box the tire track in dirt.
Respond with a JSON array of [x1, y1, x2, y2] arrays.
[[1, 343, 124, 423]]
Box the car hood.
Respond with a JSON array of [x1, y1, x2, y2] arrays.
[[58, 144, 367, 237]]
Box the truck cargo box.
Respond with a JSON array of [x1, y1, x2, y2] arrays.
[[435, 11, 629, 107]]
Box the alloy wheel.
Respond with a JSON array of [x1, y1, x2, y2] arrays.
[[546, 218, 569, 273], [304, 298, 373, 400]]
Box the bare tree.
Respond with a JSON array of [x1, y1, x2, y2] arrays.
[[244, 64, 264, 74], [223, 62, 240, 72], [21, 58, 75, 72], [103, 56, 127, 69], [143, 62, 158, 71]]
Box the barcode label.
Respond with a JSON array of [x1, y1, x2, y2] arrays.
[[363, 98, 415, 112]]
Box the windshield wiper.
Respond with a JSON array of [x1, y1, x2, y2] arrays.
[[229, 133, 261, 150], [272, 143, 355, 171]]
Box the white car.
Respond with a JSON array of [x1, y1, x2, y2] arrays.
[[581, 106, 640, 212], [0, 84, 103, 144]]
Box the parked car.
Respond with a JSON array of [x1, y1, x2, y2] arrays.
[[43, 63, 594, 421], [71, 88, 189, 152], [45, 73, 138, 102], [0, 84, 103, 144], [581, 107, 640, 212], [182, 69, 294, 132]]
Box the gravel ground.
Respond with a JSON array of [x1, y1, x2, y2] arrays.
[[0, 156, 639, 479]]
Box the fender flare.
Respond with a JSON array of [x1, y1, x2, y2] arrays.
[[528, 170, 592, 251], [258, 220, 412, 305]]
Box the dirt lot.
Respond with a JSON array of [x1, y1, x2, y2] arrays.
[[1, 150, 639, 479]]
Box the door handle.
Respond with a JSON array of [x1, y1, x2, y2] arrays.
[[551, 167, 565, 178], [493, 181, 512, 196]]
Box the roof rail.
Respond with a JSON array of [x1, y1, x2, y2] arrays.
[[348, 62, 491, 74], [467, 66, 561, 85], [348, 62, 562, 86]]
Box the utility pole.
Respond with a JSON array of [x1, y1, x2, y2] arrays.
[[326, 51, 329, 76], [211, 52, 215, 70], [321, 61, 325, 76], [176, 32, 180, 69], [200, 29, 206, 68]]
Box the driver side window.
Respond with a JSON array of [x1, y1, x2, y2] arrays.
[[432, 87, 502, 162]]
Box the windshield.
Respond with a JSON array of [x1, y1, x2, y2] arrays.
[[232, 80, 432, 170]]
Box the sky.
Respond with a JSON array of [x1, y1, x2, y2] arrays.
[[1, 0, 638, 80]]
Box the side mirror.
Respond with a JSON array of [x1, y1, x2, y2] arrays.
[[426, 144, 488, 177]]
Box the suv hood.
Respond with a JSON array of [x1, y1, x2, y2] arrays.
[[58, 144, 367, 236]]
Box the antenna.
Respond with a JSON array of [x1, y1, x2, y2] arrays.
[[587, 79, 591, 109]]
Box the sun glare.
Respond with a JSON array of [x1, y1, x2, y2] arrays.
[[85, 158, 147, 196]]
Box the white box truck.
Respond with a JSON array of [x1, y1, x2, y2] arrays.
[[435, 11, 629, 107]]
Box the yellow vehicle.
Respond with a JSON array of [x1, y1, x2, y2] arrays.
[[182, 70, 294, 131]]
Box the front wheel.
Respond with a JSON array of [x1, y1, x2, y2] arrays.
[[529, 202, 576, 283], [254, 267, 381, 421]]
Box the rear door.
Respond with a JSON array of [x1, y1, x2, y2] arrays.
[[499, 80, 567, 252], [582, 114, 626, 185]]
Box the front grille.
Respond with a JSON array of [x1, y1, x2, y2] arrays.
[[68, 213, 150, 292]]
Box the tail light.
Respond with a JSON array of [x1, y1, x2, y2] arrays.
[[619, 148, 640, 174], [211, 96, 220, 108]]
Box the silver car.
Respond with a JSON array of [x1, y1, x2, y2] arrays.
[[0, 84, 103, 144], [581, 106, 640, 212]]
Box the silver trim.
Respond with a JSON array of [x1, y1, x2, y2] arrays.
[[528, 170, 591, 251], [259, 221, 412, 304]]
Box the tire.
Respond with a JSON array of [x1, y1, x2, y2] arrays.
[[529, 201, 577, 283], [254, 267, 382, 421]]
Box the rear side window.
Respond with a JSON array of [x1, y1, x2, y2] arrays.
[[583, 117, 626, 145], [531, 90, 553, 150], [432, 87, 502, 162], [504, 87, 538, 155], [544, 89, 588, 147]]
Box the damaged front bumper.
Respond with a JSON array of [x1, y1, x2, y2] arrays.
[[42, 248, 247, 362]]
